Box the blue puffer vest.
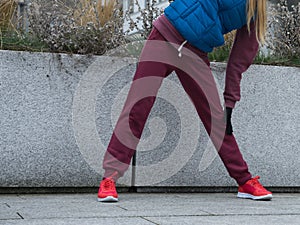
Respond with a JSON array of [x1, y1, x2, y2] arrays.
[[164, 0, 247, 52]]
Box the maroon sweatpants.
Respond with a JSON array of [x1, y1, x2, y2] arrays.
[[103, 28, 252, 185]]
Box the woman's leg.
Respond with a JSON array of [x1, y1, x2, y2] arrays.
[[175, 63, 252, 186], [102, 28, 175, 179]]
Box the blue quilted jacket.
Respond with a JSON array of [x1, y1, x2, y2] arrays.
[[164, 0, 247, 52]]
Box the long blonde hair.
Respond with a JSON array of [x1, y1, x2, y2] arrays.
[[247, 0, 267, 44]]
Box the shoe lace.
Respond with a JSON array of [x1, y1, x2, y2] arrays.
[[102, 179, 115, 191], [249, 176, 264, 189]]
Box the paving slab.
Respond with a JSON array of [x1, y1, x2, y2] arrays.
[[170, 193, 300, 215], [0, 204, 21, 220], [1, 193, 300, 225], [6, 195, 124, 219], [144, 215, 300, 225], [0, 217, 154, 225]]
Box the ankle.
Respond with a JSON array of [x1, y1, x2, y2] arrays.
[[103, 170, 119, 182]]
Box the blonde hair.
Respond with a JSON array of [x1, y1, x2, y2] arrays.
[[247, 0, 267, 44]]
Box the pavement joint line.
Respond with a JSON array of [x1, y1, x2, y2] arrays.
[[1, 213, 300, 221], [16, 212, 24, 219], [141, 213, 300, 218], [157, 213, 300, 217], [115, 205, 129, 211], [140, 216, 160, 225], [0, 215, 196, 221], [0, 218, 22, 221], [193, 209, 214, 216]]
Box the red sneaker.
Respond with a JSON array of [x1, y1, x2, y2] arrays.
[[97, 172, 119, 202], [237, 176, 272, 200]]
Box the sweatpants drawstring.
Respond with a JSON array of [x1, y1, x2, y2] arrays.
[[178, 40, 188, 57]]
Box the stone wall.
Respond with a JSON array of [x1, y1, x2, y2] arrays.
[[1, 50, 299, 191]]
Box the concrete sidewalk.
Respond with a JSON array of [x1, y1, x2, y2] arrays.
[[1, 193, 300, 225]]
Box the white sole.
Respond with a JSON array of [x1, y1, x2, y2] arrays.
[[237, 192, 272, 200], [97, 196, 118, 202]]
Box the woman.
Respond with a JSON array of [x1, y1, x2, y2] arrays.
[[98, 0, 272, 202]]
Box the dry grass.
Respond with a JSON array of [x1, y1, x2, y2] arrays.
[[74, 0, 117, 28], [125, 0, 164, 38], [28, 0, 125, 54], [224, 30, 236, 46], [0, 0, 17, 31], [267, 0, 300, 58]]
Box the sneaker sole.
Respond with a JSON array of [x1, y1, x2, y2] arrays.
[[97, 196, 118, 202], [237, 192, 272, 200]]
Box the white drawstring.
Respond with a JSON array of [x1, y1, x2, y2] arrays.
[[177, 40, 187, 57]]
